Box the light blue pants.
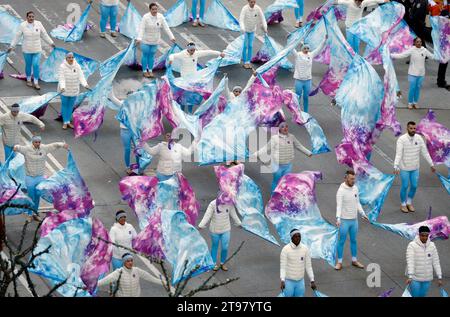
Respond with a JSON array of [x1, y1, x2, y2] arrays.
[[346, 29, 360, 54], [294, 0, 304, 22], [100, 4, 118, 33], [210, 231, 230, 264], [3, 145, 14, 161], [271, 163, 292, 193], [192, 0, 206, 21], [400, 169, 419, 205], [60, 95, 77, 124], [141, 43, 158, 73], [243, 32, 255, 64], [284, 278, 305, 297], [120, 128, 138, 168], [23, 52, 41, 82], [409, 280, 431, 297], [295, 79, 312, 113], [407, 75, 425, 104], [157, 172, 173, 182], [111, 257, 123, 271], [337, 218, 358, 262], [25, 175, 45, 211]]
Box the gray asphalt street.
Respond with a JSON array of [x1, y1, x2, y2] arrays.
[[1, 0, 449, 297]]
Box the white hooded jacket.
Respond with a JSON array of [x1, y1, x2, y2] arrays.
[[58, 60, 88, 97], [406, 236, 442, 282]]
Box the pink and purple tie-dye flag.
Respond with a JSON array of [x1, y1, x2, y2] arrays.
[[177, 173, 200, 226], [37, 151, 94, 214], [132, 208, 165, 259], [417, 109, 450, 168], [430, 16, 450, 63], [40, 209, 84, 237], [80, 218, 112, 294], [266, 171, 339, 266]]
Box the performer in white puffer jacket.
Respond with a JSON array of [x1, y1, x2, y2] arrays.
[[8, 11, 55, 89], [109, 210, 137, 271], [406, 226, 443, 297], [58, 52, 89, 130], [97, 253, 164, 297]]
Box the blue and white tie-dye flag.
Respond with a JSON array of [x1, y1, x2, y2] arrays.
[[0, 8, 22, 45], [313, 289, 329, 297], [116, 81, 163, 145], [206, 34, 245, 68], [40, 47, 99, 83], [74, 42, 135, 137], [51, 3, 92, 42], [437, 173, 450, 195], [119, 1, 142, 39], [252, 34, 294, 71], [0, 154, 33, 216], [30, 217, 93, 297], [154, 44, 183, 71], [430, 16, 450, 64], [165, 0, 189, 28], [264, 0, 298, 25], [0, 51, 8, 79], [441, 288, 449, 297], [335, 54, 383, 164], [37, 151, 94, 214], [265, 171, 338, 267], [354, 161, 395, 222], [203, 0, 240, 32], [161, 210, 214, 285], [171, 101, 201, 139], [18, 92, 60, 114]]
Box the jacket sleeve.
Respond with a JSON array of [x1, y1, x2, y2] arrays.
[[109, 227, 116, 244], [356, 187, 366, 217], [424, 47, 437, 60], [108, 90, 123, 108], [335, 0, 352, 6], [259, 6, 268, 33], [161, 16, 175, 41], [393, 137, 403, 169], [406, 243, 415, 278], [10, 25, 23, 48], [137, 267, 164, 285], [310, 38, 327, 58], [419, 137, 434, 167], [432, 244, 442, 279], [43, 142, 65, 153], [336, 186, 343, 219], [58, 65, 66, 90], [230, 206, 242, 227], [239, 7, 246, 32], [0, 114, 6, 127], [169, 51, 184, 63], [21, 113, 45, 129], [363, 0, 386, 8], [14, 145, 26, 154], [280, 247, 287, 281], [198, 201, 215, 228], [78, 64, 88, 87], [130, 225, 138, 240], [292, 135, 312, 156], [197, 50, 221, 59], [136, 15, 146, 42], [97, 269, 121, 287], [39, 22, 54, 46], [305, 248, 315, 282], [391, 47, 412, 59], [143, 143, 160, 156]]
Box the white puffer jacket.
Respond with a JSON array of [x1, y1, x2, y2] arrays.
[[336, 0, 386, 28], [169, 49, 221, 78], [101, 0, 119, 6], [0, 112, 45, 147], [58, 60, 88, 97], [143, 141, 193, 176], [198, 200, 242, 234], [239, 4, 267, 33], [97, 266, 162, 297], [406, 236, 442, 282], [109, 222, 137, 259], [10, 21, 54, 54], [137, 12, 174, 45], [280, 242, 314, 282]]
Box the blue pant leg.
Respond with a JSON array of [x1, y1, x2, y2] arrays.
[[210, 232, 220, 263], [295, 80, 303, 108], [414, 76, 424, 104], [348, 219, 358, 258], [3, 145, 14, 161], [61, 95, 76, 124], [32, 53, 41, 82], [120, 128, 132, 168], [199, 0, 206, 20], [410, 280, 430, 297], [302, 79, 311, 113], [23, 53, 33, 80], [100, 4, 109, 33], [220, 231, 230, 264], [192, 0, 198, 19], [408, 75, 417, 104], [26, 175, 45, 211], [109, 5, 118, 32], [141, 43, 151, 72], [148, 45, 158, 72], [295, 0, 304, 21], [407, 169, 419, 200], [284, 279, 296, 297], [337, 219, 350, 261], [293, 279, 305, 297], [399, 170, 410, 204]]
